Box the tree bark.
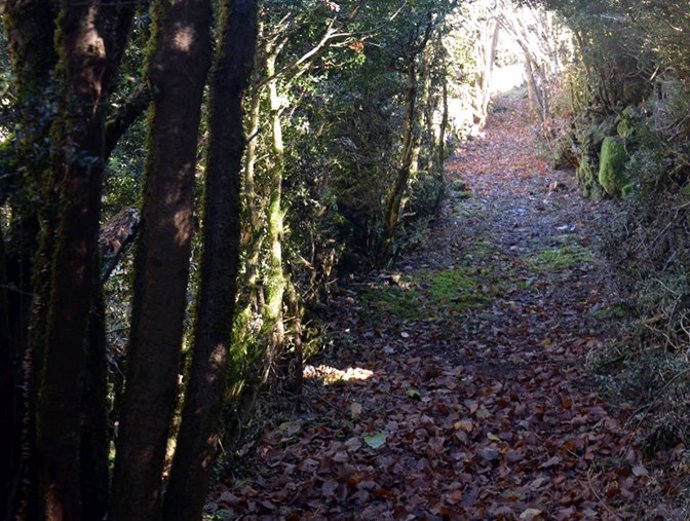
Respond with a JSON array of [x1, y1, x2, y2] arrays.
[[474, 18, 499, 127], [0, 4, 57, 515], [110, 0, 212, 519], [162, 2, 257, 520], [35, 2, 112, 519], [264, 47, 287, 365], [439, 68, 449, 168], [381, 60, 418, 264]]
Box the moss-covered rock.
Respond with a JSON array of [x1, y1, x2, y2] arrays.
[[598, 136, 629, 197]]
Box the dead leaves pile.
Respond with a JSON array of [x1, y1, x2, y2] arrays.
[[209, 348, 679, 520]]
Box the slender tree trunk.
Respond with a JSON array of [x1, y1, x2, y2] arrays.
[[80, 287, 110, 521], [81, 9, 136, 519], [524, 56, 543, 121], [474, 19, 499, 127], [285, 279, 304, 399], [439, 70, 449, 168], [242, 62, 265, 298], [110, 1, 212, 520], [162, 2, 258, 520], [264, 49, 287, 365], [381, 60, 418, 264]]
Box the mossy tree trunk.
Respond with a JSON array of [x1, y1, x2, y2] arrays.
[[439, 61, 449, 171], [162, 2, 258, 521], [80, 9, 136, 520], [381, 60, 418, 265], [34, 2, 118, 518], [2, 2, 137, 519], [241, 24, 266, 306], [109, 1, 212, 520], [0, 4, 57, 515], [380, 14, 435, 266], [263, 47, 288, 367]]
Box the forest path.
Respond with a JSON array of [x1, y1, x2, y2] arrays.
[[207, 97, 680, 520]]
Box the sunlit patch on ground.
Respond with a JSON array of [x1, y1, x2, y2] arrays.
[[303, 364, 374, 384]]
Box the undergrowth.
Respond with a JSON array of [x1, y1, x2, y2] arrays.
[[594, 142, 690, 490]]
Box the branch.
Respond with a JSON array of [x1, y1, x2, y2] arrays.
[[256, 0, 368, 88], [104, 85, 153, 160], [99, 207, 140, 282]]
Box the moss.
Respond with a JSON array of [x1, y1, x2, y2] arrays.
[[576, 157, 595, 197], [453, 204, 484, 218], [621, 183, 635, 198], [451, 179, 468, 192], [552, 233, 579, 246], [360, 267, 491, 321], [424, 269, 489, 308], [598, 136, 629, 197], [525, 244, 593, 272], [617, 119, 632, 140]]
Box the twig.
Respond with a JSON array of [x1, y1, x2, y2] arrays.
[[625, 368, 690, 430], [587, 468, 623, 520]]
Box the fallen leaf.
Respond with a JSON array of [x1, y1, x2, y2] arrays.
[[363, 431, 387, 449], [520, 508, 544, 520], [632, 464, 649, 477], [406, 389, 421, 400], [350, 402, 362, 420], [541, 456, 561, 469], [455, 419, 474, 432]]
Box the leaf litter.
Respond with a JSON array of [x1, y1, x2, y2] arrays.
[[207, 98, 684, 520]]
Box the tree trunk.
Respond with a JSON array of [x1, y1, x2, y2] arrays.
[[439, 69, 449, 168], [0, 223, 15, 520], [35, 2, 112, 518], [80, 288, 110, 521], [162, 2, 258, 520], [81, 9, 136, 519], [285, 279, 304, 400], [0, 4, 57, 515], [381, 60, 418, 264], [109, 1, 212, 520], [241, 55, 265, 298], [263, 48, 287, 367], [474, 19, 499, 127]]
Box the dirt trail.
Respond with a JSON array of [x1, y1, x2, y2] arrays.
[[207, 98, 682, 520]]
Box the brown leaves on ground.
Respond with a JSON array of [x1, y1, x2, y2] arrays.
[[207, 98, 684, 520]]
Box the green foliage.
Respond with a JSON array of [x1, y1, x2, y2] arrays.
[[102, 118, 146, 218]]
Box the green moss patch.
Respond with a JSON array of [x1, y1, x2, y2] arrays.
[[598, 136, 629, 197], [524, 244, 593, 272], [359, 267, 492, 322]]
